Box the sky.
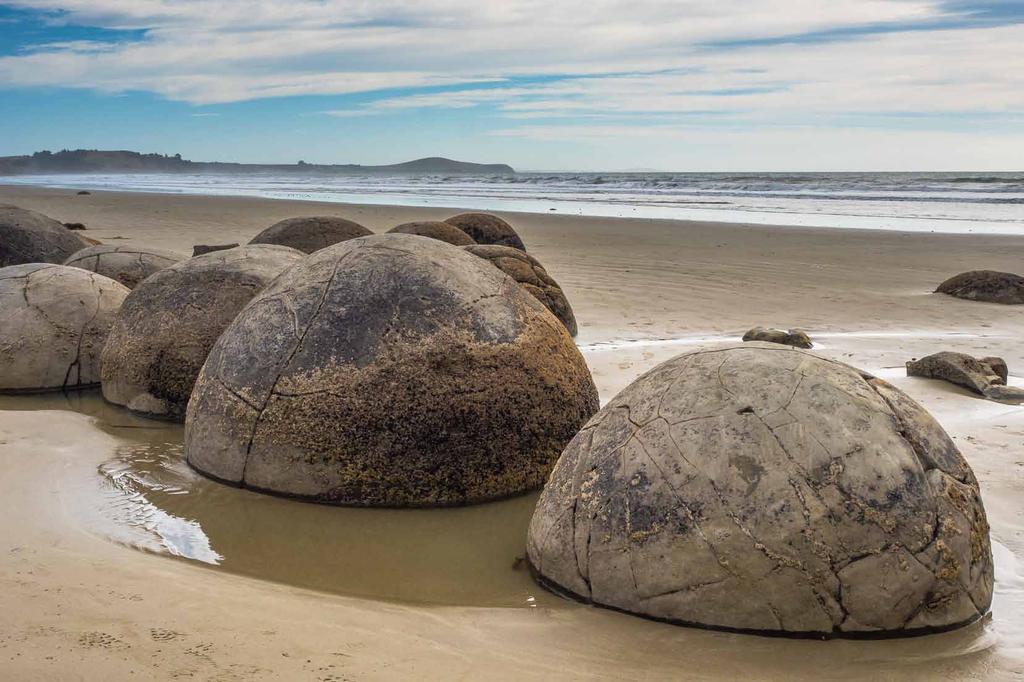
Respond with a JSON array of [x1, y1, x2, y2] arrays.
[[0, 0, 1021, 171]]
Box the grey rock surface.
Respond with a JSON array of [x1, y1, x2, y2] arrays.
[[249, 216, 373, 253], [185, 234, 598, 507], [528, 343, 993, 637], [64, 244, 186, 289], [936, 270, 1024, 305], [445, 213, 526, 250], [742, 326, 813, 348], [387, 221, 476, 246], [908, 351, 1022, 404], [462, 244, 577, 336], [0, 264, 129, 392], [0, 205, 90, 267], [100, 245, 303, 420]]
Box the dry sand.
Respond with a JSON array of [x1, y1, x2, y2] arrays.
[[1, 184, 1023, 680]]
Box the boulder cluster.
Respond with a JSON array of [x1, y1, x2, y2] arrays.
[[0, 203, 999, 640]]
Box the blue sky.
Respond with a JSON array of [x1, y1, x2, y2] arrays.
[[0, 1, 1021, 171]]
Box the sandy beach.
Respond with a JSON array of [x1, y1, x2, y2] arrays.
[[2, 184, 1023, 680]]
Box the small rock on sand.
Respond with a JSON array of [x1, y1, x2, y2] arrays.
[[192, 243, 239, 257], [742, 326, 813, 348], [907, 351, 1023, 403]]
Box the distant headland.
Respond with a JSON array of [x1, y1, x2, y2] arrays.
[[0, 150, 516, 175]]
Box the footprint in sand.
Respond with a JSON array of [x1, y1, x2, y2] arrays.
[[149, 627, 184, 642], [78, 631, 130, 650]]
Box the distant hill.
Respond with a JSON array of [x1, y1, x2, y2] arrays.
[[0, 150, 515, 175]]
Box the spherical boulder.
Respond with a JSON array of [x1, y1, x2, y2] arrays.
[[936, 270, 1024, 305], [64, 244, 186, 289], [185, 234, 598, 507], [0, 264, 129, 392], [387, 221, 476, 246], [462, 244, 577, 336], [528, 343, 993, 637], [446, 212, 526, 250], [100, 245, 304, 420], [0, 205, 90, 267], [249, 216, 373, 253]]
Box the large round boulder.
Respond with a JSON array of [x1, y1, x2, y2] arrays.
[[0, 205, 90, 267], [446, 212, 526, 250], [462, 244, 577, 336], [100, 245, 304, 420], [185, 234, 598, 507], [64, 244, 186, 289], [0, 264, 129, 392], [387, 221, 476, 246], [528, 343, 993, 637], [936, 270, 1024, 304], [249, 216, 373, 253]]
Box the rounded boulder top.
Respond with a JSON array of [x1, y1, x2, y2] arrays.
[[100, 244, 304, 421], [64, 244, 186, 289], [462, 244, 577, 336], [528, 343, 993, 638], [249, 216, 373, 254], [185, 233, 599, 507], [936, 270, 1024, 305], [387, 221, 476, 246], [0, 263, 129, 393], [0, 204, 91, 267], [446, 213, 526, 251]]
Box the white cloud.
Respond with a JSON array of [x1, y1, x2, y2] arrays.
[[0, 0, 953, 104]]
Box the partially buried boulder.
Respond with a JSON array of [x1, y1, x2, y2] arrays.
[[907, 351, 1023, 403], [0, 264, 129, 392], [528, 343, 993, 637], [185, 234, 598, 507], [0, 205, 90, 267], [64, 244, 186, 289], [249, 216, 373, 253], [445, 213, 526, 250], [742, 326, 813, 349], [462, 244, 577, 336], [387, 221, 476, 246], [936, 270, 1024, 305], [100, 245, 304, 420]]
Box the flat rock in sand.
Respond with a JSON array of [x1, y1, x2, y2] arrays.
[[936, 270, 1024, 305]]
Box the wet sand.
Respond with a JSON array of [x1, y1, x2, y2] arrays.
[[1, 184, 1023, 679]]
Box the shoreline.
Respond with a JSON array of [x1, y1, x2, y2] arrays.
[[1, 185, 1023, 679], [3, 178, 1021, 235]]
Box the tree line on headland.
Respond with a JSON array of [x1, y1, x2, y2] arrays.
[[0, 149, 515, 175]]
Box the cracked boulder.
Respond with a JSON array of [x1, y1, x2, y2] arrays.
[[742, 326, 813, 349], [907, 351, 1023, 403], [1, 204, 91, 267], [184, 233, 599, 507], [64, 244, 186, 289], [100, 245, 304, 420], [462, 244, 577, 336], [249, 216, 373, 254], [527, 343, 993, 638], [445, 213, 526, 250], [936, 270, 1024, 305], [387, 221, 476, 246], [0, 263, 129, 392]]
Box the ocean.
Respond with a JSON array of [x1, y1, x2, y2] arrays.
[[2, 171, 1022, 234]]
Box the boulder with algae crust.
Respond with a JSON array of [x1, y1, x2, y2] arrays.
[[185, 234, 598, 507]]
